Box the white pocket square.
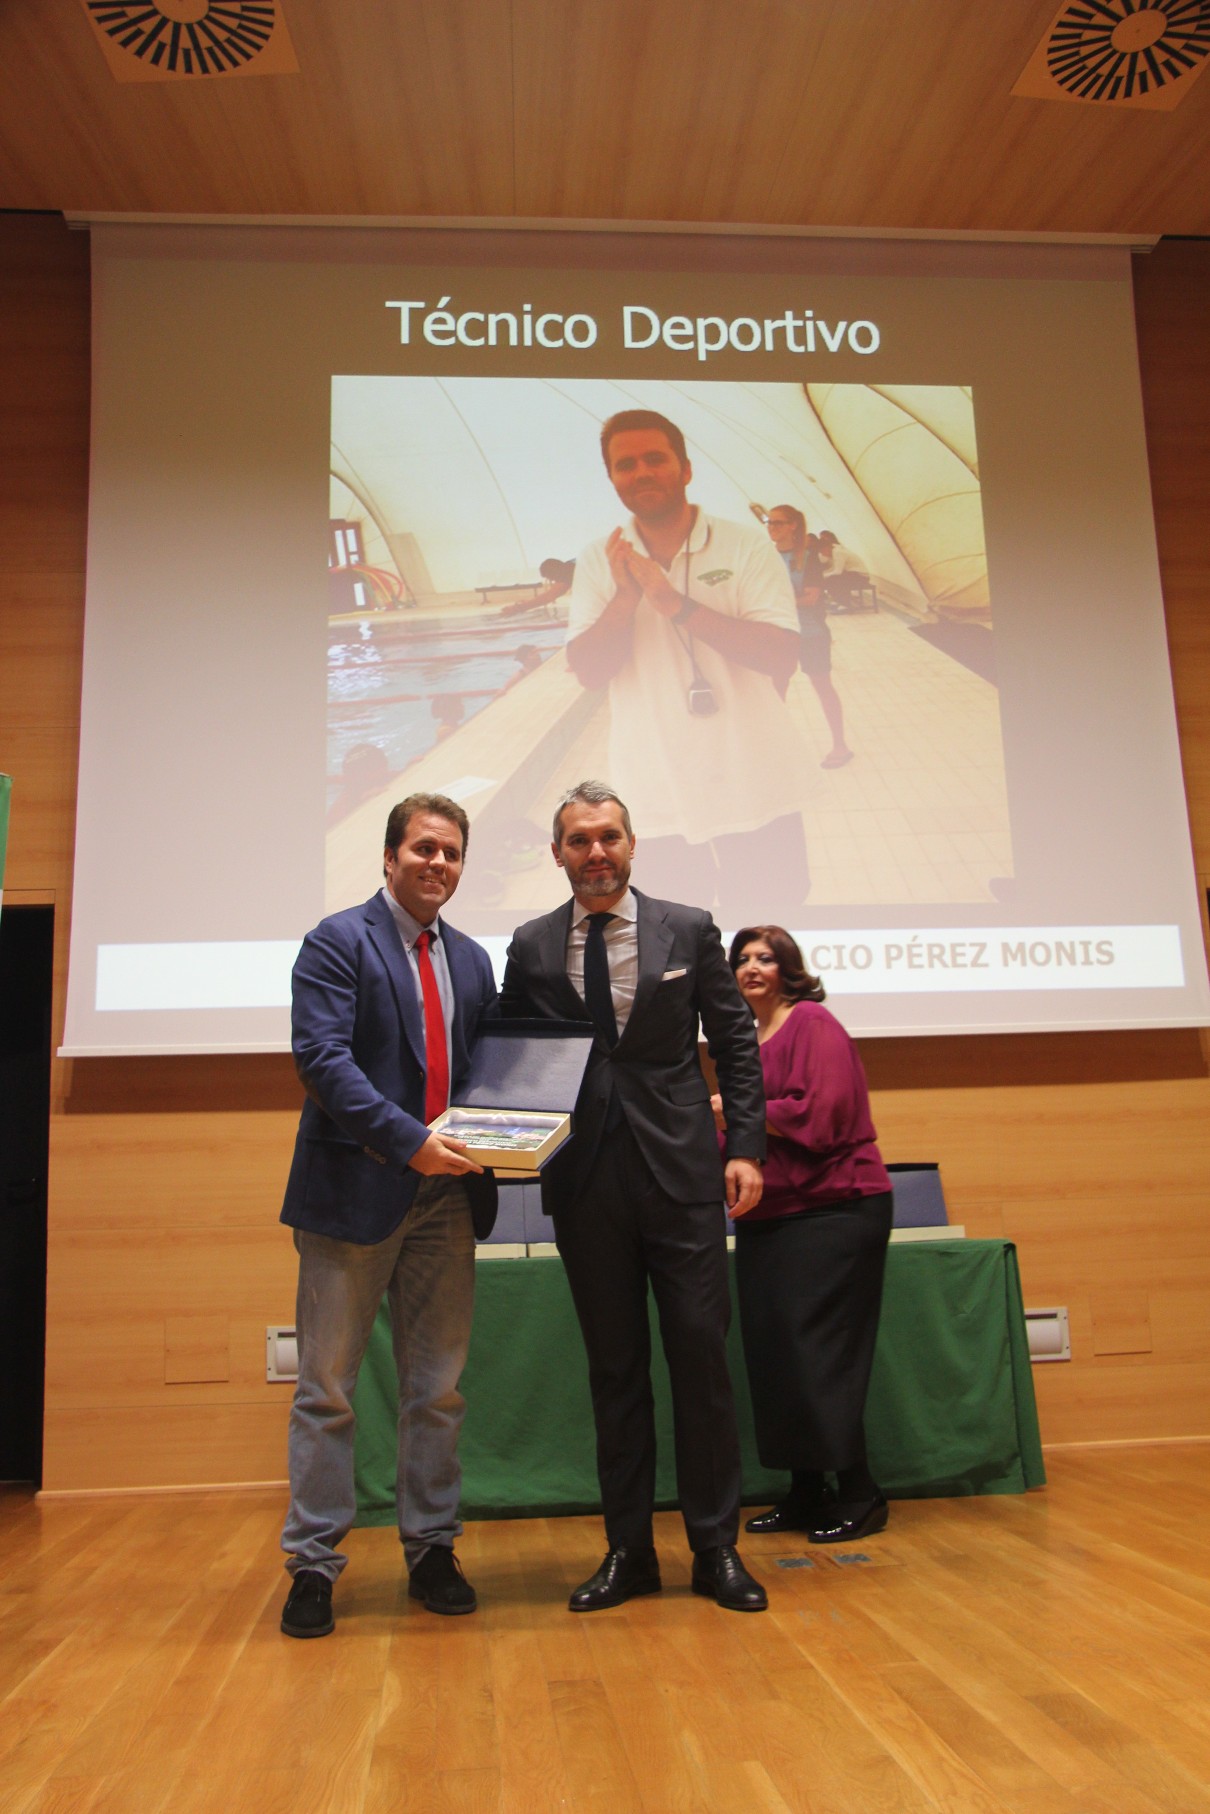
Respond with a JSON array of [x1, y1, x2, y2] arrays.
[[660, 967, 688, 981]]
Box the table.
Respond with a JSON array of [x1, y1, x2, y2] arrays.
[[353, 1239, 1045, 1525]]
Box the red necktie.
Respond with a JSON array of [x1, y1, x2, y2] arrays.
[[415, 929, 450, 1124]]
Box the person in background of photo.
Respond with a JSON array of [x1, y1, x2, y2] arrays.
[[498, 556, 576, 620], [327, 741, 392, 827], [431, 693, 465, 743], [818, 529, 872, 614], [714, 924, 893, 1544], [566, 411, 811, 925], [765, 506, 854, 769], [501, 643, 543, 692]]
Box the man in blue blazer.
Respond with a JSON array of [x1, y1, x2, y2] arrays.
[[279, 792, 498, 1638]]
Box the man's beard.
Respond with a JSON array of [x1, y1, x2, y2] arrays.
[[629, 489, 684, 526], [577, 867, 625, 897]]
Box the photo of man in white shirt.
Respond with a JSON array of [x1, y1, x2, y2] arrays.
[[566, 408, 813, 924]]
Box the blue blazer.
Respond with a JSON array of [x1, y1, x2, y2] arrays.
[[281, 891, 499, 1244]]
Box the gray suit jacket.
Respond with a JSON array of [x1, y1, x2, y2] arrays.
[[500, 889, 765, 1210]]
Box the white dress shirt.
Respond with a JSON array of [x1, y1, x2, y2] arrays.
[[565, 886, 639, 1036], [381, 885, 454, 1086]]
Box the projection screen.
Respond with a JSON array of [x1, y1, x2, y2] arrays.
[[61, 222, 1210, 1052]]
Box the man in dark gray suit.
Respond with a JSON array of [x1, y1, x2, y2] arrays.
[[502, 780, 769, 1612]]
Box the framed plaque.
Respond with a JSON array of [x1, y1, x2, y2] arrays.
[[429, 1020, 594, 1174]]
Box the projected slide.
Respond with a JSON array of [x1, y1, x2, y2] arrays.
[[326, 377, 1006, 933], [61, 225, 1210, 1050]]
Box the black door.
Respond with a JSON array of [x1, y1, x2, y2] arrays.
[[0, 904, 52, 1485]]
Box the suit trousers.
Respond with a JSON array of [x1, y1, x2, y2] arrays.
[[282, 1174, 474, 1580], [553, 1118, 742, 1552]]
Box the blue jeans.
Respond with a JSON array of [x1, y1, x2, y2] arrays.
[[282, 1175, 475, 1581]]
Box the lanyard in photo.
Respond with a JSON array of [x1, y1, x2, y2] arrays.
[[671, 531, 719, 718]]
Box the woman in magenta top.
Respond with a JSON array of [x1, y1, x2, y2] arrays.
[[717, 925, 893, 1543]]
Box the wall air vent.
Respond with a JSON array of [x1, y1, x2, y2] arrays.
[[80, 0, 298, 82], [1013, 0, 1210, 110]]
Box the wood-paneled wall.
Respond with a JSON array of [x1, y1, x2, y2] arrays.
[[3, 216, 1206, 1493]]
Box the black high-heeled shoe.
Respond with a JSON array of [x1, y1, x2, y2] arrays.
[[745, 1488, 836, 1535], [807, 1493, 889, 1545]]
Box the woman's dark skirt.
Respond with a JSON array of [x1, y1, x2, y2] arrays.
[[735, 1191, 893, 1472]]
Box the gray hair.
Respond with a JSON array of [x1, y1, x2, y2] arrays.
[[551, 780, 633, 845]]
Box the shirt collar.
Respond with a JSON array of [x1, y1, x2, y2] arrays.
[[381, 884, 441, 948], [627, 506, 711, 561], [572, 886, 636, 931]]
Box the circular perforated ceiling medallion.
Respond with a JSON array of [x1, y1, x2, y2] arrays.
[[84, 0, 280, 76], [1046, 0, 1210, 102]]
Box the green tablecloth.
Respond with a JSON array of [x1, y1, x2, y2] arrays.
[[353, 1238, 1045, 1525]]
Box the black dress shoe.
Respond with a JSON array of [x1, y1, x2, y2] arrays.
[[807, 1493, 889, 1545], [281, 1568, 335, 1638], [691, 1546, 768, 1612], [745, 1492, 835, 1535], [408, 1546, 477, 1614], [568, 1547, 661, 1611]]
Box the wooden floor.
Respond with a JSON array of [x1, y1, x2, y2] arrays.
[[4, 1446, 1210, 1813]]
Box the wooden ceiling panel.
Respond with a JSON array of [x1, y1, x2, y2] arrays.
[[0, 0, 517, 217], [277, 4, 517, 216], [510, 0, 836, 223], [751, 3, 1210, 234], [764, 6, 1061, 231], [0, 0, 1206, 231]]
